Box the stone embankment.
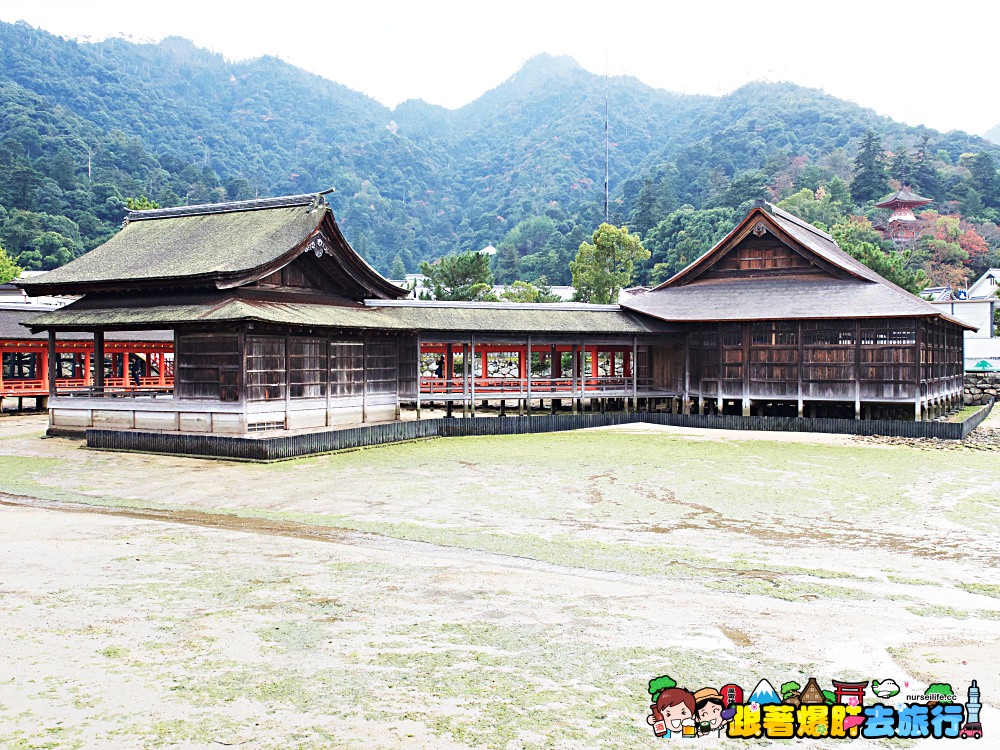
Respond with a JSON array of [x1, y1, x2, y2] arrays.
[[965, 372, 1000, 406]]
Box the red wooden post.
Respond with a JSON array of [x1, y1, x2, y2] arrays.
[[93, 332, 104, 391], [39, 341, 49, 393], [47, 332, 57, 395]]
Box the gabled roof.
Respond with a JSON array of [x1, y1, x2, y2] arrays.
[[654, 201, 881, 289], [622, 201, 973, 328], [16, 193, 407, 300]]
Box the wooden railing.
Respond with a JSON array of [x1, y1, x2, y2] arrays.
[[55, 385, 174, 398], [1, 375, 174, 398], [419, 376, 675, 397]]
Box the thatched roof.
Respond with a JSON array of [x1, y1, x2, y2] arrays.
[[16, 193, 407, 300], [25, 296, 676, 337]]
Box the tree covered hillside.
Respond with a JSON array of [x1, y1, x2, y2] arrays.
[[2, 19, 1000, 290]]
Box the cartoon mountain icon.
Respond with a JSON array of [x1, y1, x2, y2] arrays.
[[748, 679, 782, 705]]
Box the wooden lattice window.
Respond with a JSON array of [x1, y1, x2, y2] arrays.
[[289, 338, 325, 399], [330, 340, 364, 398], [176, 334, 240, 401], [365, 339, 398, 397], [246, 336, 286, 402]]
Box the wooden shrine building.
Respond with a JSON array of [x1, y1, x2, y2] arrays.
[[18, 194, 969, 438], [622, 201, 969, 420]]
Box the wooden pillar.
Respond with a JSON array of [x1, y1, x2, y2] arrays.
[[854, 320, 862, 420], [571, 344, 579, 414], [631, 336, 638, 412], [445, 342, 454, 418], [325, 338, 332, 427], [361, 337, 368, 424], [717, 330, 725, 415], [461, 342, 470, 418], [158, 351, 167, 386], [741, 322, 751, 417], [84, 350, 92, 386], [550, 344, 559, 415], [38, 344, 49, 395], [682, 333, 691, 415], [415, 334, 422, 420], [94, 331, 105, 391], [914, 320, 924, 422], [470, 336, 476, 417], [796, 321, 804, 418], [525, 336, 532, 414], [47, 331, 57, 396]]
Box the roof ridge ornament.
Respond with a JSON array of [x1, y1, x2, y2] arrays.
[[307, 233, 328, 258], [752, 221, 768, 237]]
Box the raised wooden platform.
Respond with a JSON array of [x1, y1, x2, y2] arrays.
[[86, 402, 994, 461]]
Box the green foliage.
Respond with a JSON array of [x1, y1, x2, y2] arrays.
[[641, 206, 737, 283], [499, 279, 562, 303], [419, 251, 497, 301], [492, 245, 521, 285], [777, 186, 849, 229], [648, 674, 676, 699], [0, 243, 22, 282], [851, 130, 889, 204], [389, 254, 407, 279], [570, 223, 649, 303], [124, 195, 161, 210], [925, 683, 955, 702], [780, 681, 801, 699], [832, 219, 929, 294], [2, 20, 999, 280]]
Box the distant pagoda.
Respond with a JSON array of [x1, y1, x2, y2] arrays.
[[875, 187, 932, 245]]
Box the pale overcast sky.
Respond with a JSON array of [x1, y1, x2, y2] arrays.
[[3, 0, 997, 137]]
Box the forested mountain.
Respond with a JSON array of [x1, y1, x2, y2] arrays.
[[3, 19, 1000, 290]]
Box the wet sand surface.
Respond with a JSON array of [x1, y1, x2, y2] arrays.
[[1, 413, 998, 748]]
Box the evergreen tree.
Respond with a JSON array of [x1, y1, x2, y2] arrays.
[[889, 150, 914, 187], [912, 135, 942, 199], [492, 244, 521, 285], [389, 254, 406, 279], [419, 251, 497, 301], [968, 152, 999, 208], [570, 224, 649, 304], [850, 131, 889, 204], [832, 220, 928, 294]]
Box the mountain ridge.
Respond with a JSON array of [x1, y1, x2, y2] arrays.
[[2, 19, 999, 282]]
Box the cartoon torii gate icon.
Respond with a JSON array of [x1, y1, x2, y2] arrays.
[[833, 680, 869, 706]]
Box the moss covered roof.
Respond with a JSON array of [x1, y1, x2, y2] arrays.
[[26, 297, 676, 336]]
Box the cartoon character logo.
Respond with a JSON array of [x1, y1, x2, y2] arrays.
[[646, 675, 697, 738], [694, 687, 737, 736], [871, 679, 900, 700]]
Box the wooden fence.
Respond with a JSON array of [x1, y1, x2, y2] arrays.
[[86, 399, 994, 461]]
